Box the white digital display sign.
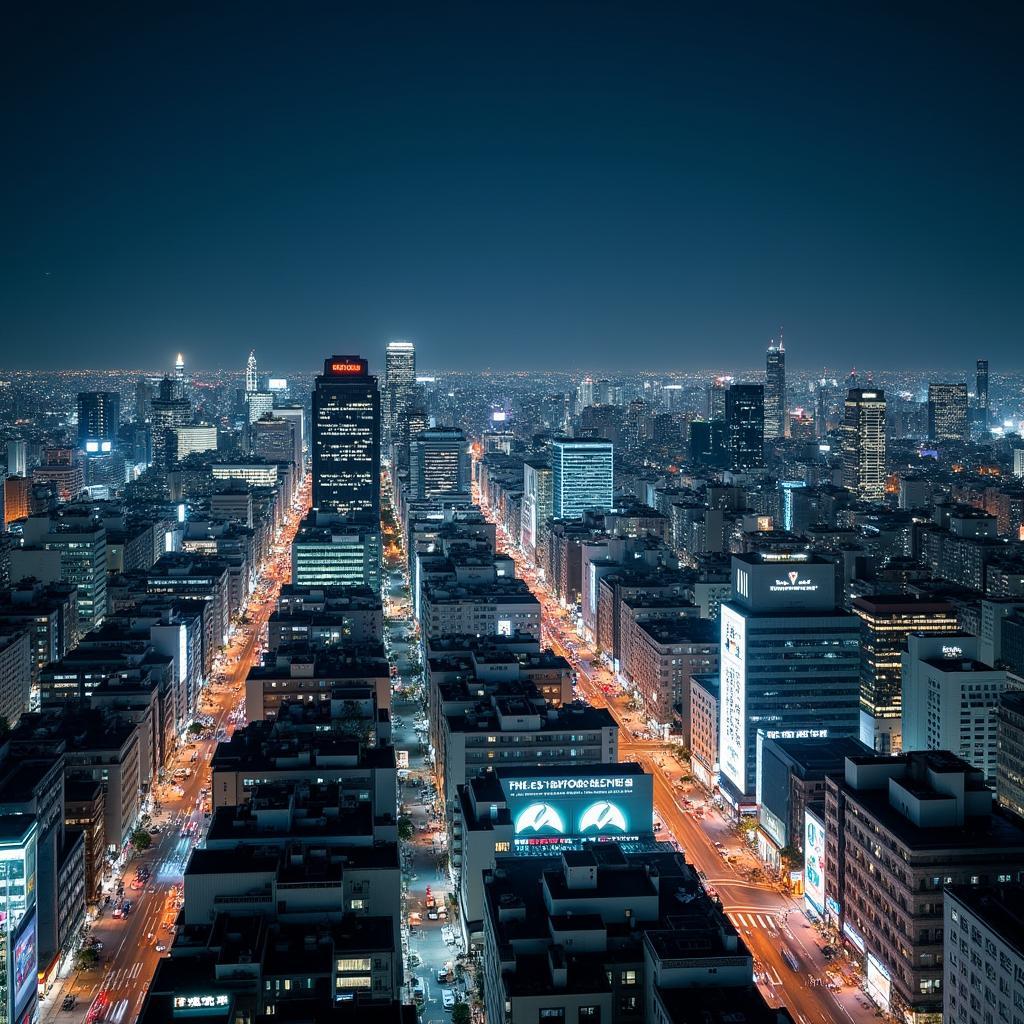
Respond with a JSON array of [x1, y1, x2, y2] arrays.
[[803, 811, 825, 915], [866, 954, 891, 1011], [719, 606, 747, 794]]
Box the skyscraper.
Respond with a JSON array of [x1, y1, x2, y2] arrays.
[[764, 336, 786, 439], [383, 340, 416, 452], [77, 392, 120, 453], [245, 350, 259, 394], [927, 382, 969, 442], [409, 427, 468, 499], [852, 595, 958, 754], [976, 359, 989, 429], [724, 384, 764, 471], [174, 353, 185, 387], [707, 376, 730, 421], [841, 388, 887, 500], [577, 376, 594, 413], [718, 553, 861, 805], [312, 355, 381, 521], [150, 376, 193, 467], [550, 438, 613, 518]]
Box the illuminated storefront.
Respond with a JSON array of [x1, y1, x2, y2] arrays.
[[0, 817, 38, 1024]]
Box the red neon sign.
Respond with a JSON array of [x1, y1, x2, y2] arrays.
[[330, 362, 364, 374]]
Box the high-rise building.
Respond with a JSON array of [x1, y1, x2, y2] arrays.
[[245, 349, 258, 394], [6, 440, 27, 478], [311, 355, 381, 521], [383, 340, 415, 451], [150, 376, 192, 467], [718, 553, 861, 806], [901, 633, 1007, 780], [707, 376, 730, 420], [977, 358, 990, 429], [928, 382, 969, 442], [77, 391, 120, 454], [764, 336, 786, 439], [408, 427, 468, 499], [724, 384, 764, 471], [944, 884, 1024, 1024], [550, 437, 613, 518], [174, 352, 185, 387], [134, 378, 153, 424], [826, 751, 1024, 1023], [520, 458, 553, 566], [252, 415, 300, 471], [841, 388, 886, 500], [852, 594, 958, 754], [577, 375, 594, 413]]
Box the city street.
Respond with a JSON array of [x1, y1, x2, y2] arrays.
[[478, 496, 881, 1024], [38, 480, 310, 1024]]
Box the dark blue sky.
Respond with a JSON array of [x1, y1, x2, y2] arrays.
[[2, 2, 1022, 373]]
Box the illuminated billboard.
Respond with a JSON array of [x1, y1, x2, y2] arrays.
[[803, 811, 825, 915], [719, 605, 747, 794], [502, 772, 654, 849], [324, 357, 368, 376], [267, 378, 288, 391], [866, 954, 891, 1011], [12, 911, 36, 1019]]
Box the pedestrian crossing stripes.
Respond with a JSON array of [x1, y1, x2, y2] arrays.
[[727, 911, 781, 932]]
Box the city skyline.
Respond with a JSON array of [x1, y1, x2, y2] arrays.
[[4, 4, 1022, 371]]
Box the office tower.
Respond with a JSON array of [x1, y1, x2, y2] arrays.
[[168, 424, 217, 462], [252, 415, 300, 471], [688, 420, 727, 468], [134, 377, 153, 423], [150, 376, 192, 467], [853, 595, 959, 754], [291, 512, 382, 594], [520, 458, 553, 566], [1015, 449, 1024, 479], [6, 441, 27, 478], [311, 355, 381, 521], [777, 479, 806, 530], [174, 352, 185, 386], [718, 553, 861, 806], [901, 634, 1007, 780], [593, 378, 613, 406], [977, 358, 989, 429], [245, 349, 258, 393], [944, 884, 1024, 1024], [707, 376, 730, 420], [841, 388, 887, 500], [928, 382, 969, 442], [764, 336, 786, 439], [550, 437, 613, 518], [724, 384, 764, 471], [383, 339, 415, 450], [826, 752, 1024, 1023], [409, 427, 468, 499], [244, 390, 273, 424], [77, 391, 120, 454], [577, 375, 594, 413], [12, 513, 108, 630]]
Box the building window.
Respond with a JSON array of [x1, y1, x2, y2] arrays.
[[539, 1011, 565, 1022], [337, 958, 372, 972], [578, 1009, 600, 1023], [621, 970, 637, 986], [495, 841, 510, 853]]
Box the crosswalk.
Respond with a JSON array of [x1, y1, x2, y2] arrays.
[[727, 911, 782, 933]]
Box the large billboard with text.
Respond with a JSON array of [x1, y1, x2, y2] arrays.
[[719, 605, 747, 794], [803, 810, 825, 915], [503, 773, 654, 849]]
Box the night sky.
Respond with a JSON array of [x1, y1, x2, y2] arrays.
[[3, 3, 1022, 373]]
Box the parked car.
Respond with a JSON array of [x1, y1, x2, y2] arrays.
[[442, 990, 456, 1010]]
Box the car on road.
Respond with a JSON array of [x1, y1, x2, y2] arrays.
[[155, 942, 167, 952], [442, 990, 456, 1010]]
